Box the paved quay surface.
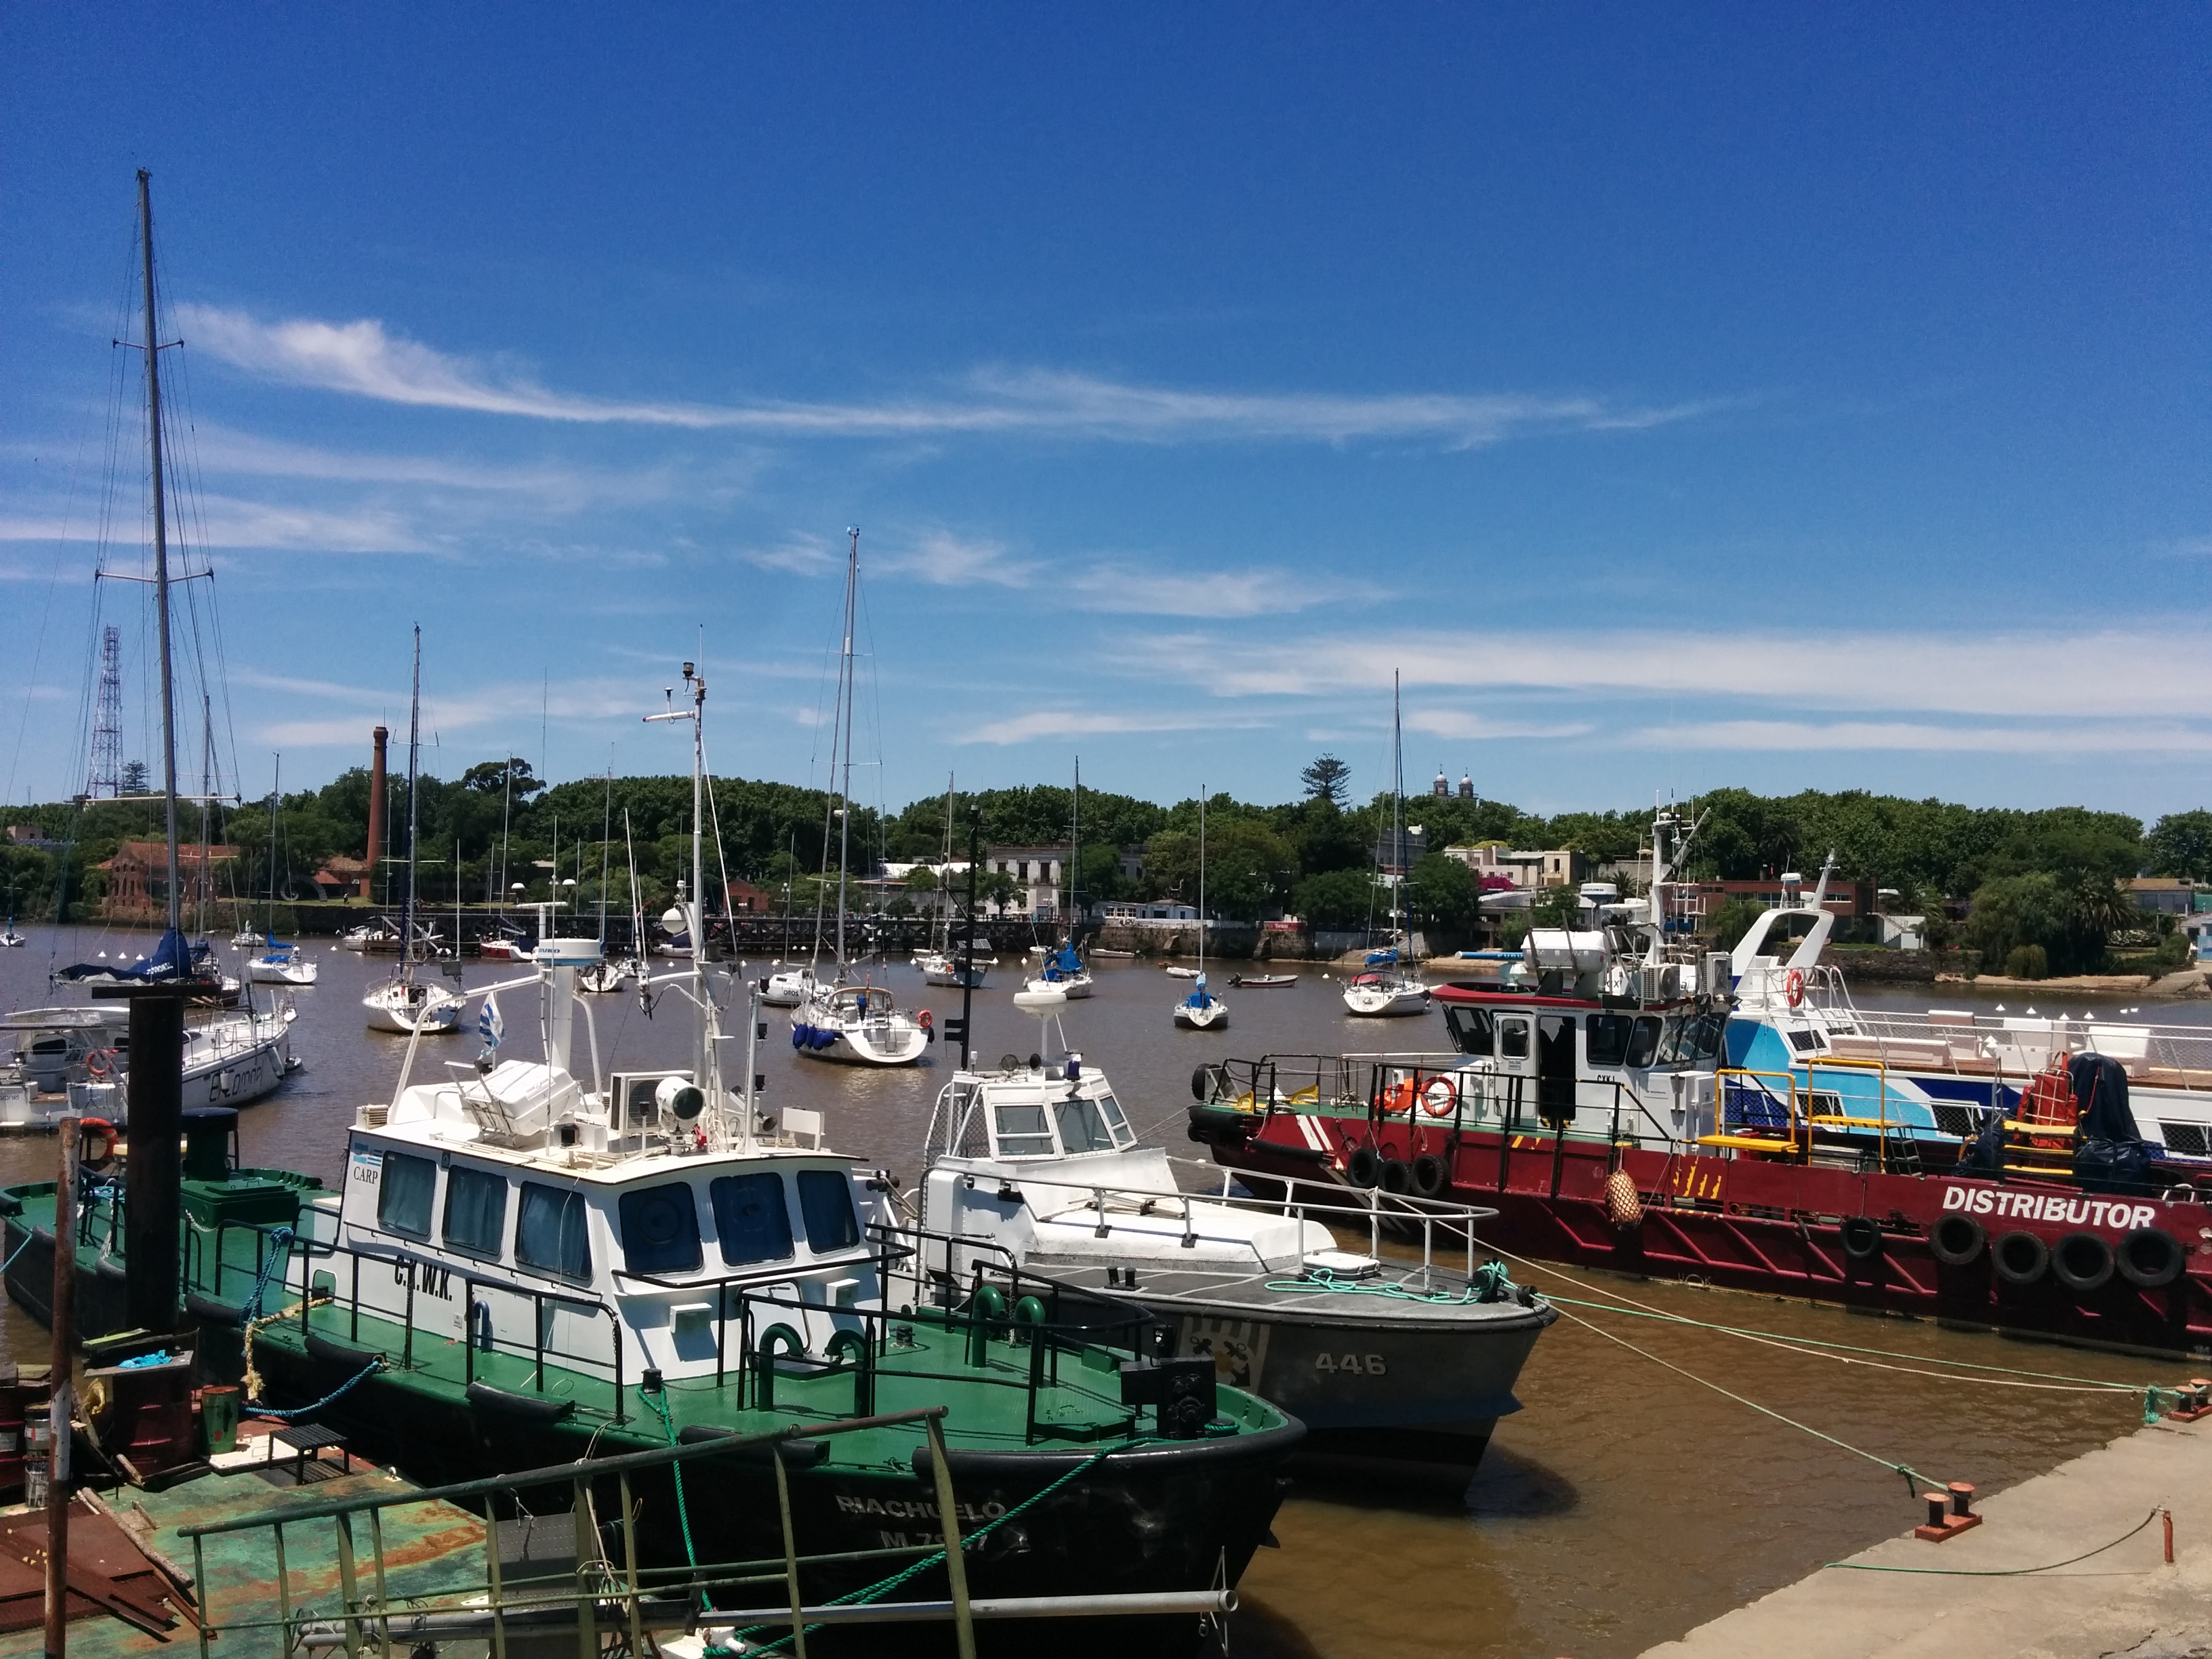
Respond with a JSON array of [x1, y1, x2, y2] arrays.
[[1644, 1414, 2212, 1659]]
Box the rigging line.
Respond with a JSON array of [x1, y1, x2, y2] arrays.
[[1553, 1303, 1952, 1498], [1537, 1294, 2154, 1395], [1467, 1231, 2175, 1393]]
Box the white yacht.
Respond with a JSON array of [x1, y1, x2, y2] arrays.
[[363, 631, 464, 1038], [1170, 792, 1227, 1030]]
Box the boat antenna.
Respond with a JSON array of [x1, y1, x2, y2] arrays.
[[598, 766, 612, 945], [644, 660, 712, 1112], [138, 170, 183, 937]]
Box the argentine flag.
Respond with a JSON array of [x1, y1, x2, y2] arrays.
[[479, 993, 505, 1050]]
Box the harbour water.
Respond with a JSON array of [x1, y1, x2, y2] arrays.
[[1, 926, 2198, 1657]]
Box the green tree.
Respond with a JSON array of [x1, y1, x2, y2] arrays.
[[2149, 811, 2212, 882], [1143, 818, 1296, 922], [1292, 798, 1367, 877], [1292, 867, 1378, 930], [1300, 754, 1351, 810], [1706, 896, 1768, 951], [1529, 884, 1584, 929], [1406, 852, 1479, 937]]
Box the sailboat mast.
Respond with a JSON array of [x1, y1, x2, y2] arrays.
[[1069, 758, 1080, 930], [138, 170, 182, 933], [198, 696, 213, 936], [834, 528, 857, 967], [404, 626, 421, 970], [1197, 785, 1206, 972], [1392, 670, 1404, 954], [266, 753, 281, 929], [691, 668, 706, 1082]]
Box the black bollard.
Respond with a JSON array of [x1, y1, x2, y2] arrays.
[[122, 989, 187, 1334]]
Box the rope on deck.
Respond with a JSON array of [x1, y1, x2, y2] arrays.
[[1259, 1260, 1521, 1305], [248, 1357, 384, 1422]]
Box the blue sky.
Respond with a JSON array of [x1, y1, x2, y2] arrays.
[[3, 7, 2207, 822]]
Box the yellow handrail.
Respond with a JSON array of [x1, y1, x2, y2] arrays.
[[1808, 1055, 1891, 1172], [1708, 1068, 1802, 1158]]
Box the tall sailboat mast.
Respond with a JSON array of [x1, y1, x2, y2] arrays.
[[834, 527, 859, 968], [138, 169, 182, 933], [403, 626, 421, 970], [1392, 671, 1404, 954]]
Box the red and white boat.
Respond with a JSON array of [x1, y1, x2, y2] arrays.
[[1189, 809, 2212, 1359]]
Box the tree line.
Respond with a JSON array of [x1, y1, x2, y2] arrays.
[[4, 758, 2209, 976]]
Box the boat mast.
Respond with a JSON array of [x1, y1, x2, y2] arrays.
[[197, 695, 213, 936], [1197, 784, 1206, 976], [138, 170, 182, 935], [939, 771, 955, 951], [403, 626, 421, 975], [690, 667, 706, 1086], [1392, 670, 1404, 959], [834, 527, 858, 970], [266, 753, 281, 932]]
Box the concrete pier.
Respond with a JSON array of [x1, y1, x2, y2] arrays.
[[1645, 1415, 2212, 1659]]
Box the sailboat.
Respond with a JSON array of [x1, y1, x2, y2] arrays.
[[790, 531, 930, 1066], [1172, 788, 1228, 1029], [1021, 758, 1096, 999], [914, 773, 993, 987], [33, 172, 296, 1108], [363, 629, 464, 1035], [1342, 673, 1433, 1019], [245, 755, 317, 985]]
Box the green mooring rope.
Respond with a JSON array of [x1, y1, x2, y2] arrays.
[[1824, 1507, 2165, 1576], [1261, 1259, 1521, 1305]]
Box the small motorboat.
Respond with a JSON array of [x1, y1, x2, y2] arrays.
[[1165, 964, 1201, 979], [1230, 973, 1298, 989], [247, 939, 319, 986]]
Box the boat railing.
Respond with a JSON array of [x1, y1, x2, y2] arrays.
[[1835, 1006, 2212, 1094], [1707, 1068, 1805, 1157], [186, 1216, 633, 1422], [169, 1406, 1231, 1659]]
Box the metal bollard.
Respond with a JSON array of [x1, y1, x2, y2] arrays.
[[1923, 1492, 1948, 1530], [1948, 1482, 1975, 1519]]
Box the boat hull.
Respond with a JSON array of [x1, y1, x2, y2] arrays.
[[1171, 1002, 1229, 1031], [1340, 987, 1430, 1017], [1192, 1105, 2212, 1359]]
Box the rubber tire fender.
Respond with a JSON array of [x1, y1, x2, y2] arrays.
[[1839, 1216, 1883, 1261], [1409, 1153, 1450, 1200], [2051, 1230, 2114, 1294], [2116, 1225, 2186, 1290], [1929, 1214, 1986, 1267], [1191, 1064, 1216, 1103], [1992, 1229, 2050, 1286], [1346, 1144, 1383, 1189], [1379, 1158, 1412, 1196]]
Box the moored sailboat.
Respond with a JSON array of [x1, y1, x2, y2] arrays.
[[364, 630, 463, 1036]]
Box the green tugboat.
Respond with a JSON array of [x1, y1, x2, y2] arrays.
[[5, 663, 1298, 1656]]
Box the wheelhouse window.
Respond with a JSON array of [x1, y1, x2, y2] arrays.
[[1094, 1092, 1134, 1147], [619, 1182, 702, 1275], [1443, 1004, 1497, 1058], [376, 1151, 436, 1240], [443, 1165, 508, 1259], [710, 1172, 794, 1266], [796, 1170, 861, 1252], [1585, 1013, 1632, 1068], [1626, 1016, 1663, 1069], [1052, 1094, 1117, 1153], [1662, 1009, 1727, 1064], [516, 1183, 592, 1280], [992, 1101, 1055, 1157], [1499, 1017, 1531, 1062]]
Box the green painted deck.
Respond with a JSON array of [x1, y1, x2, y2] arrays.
[[0, 1465, 485, 1659]]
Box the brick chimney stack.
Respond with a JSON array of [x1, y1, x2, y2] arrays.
[[363, 725, 389, 900]]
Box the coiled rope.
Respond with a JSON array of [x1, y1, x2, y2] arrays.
[[1260, 1260, 1521, 1305]]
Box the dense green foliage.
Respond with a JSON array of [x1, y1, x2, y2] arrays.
[[9, 762, 2207, 964]]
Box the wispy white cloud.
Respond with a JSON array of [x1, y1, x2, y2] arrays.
[[1069, 565, 1359, 618], [1143, 625, 2212, 722], [0, 497, 428, 553], [959, 710, 1215, 745], [1633, 719, 2212, 755], [178, 304, 1716, 448], [1404, 709, 1595, 741], [737, 533, 842, 577], [878, 531, 1033, 588]]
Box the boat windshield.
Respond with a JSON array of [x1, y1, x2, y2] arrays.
[[1095, 1091, 1133, 1145], [992, 1099, 1056, 1156], [1052, 1094, 1118, 1153]]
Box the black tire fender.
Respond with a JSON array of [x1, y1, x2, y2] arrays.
[[1929, 1214, 1986, 1267], [2116, 1225, 2186, 1290], [1378, 1158, 1412, 1196], [1346, 1144, 1382, 1189], [1839, 1216, 1883, 1261], [1992, 1229, 2050, 1286], [2052, 1230, 2114, 1294], [1410, 1153, 1450, 1200]]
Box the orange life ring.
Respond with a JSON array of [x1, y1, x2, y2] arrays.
[[917, 1008, 934, 1031], [1784, 968, 1806, 1008], [83, 1048, 115, 1079], [79, 1118, 119, 1171], [1420, 1078, 1459, 1118], [1379, 1078, 1419, 1116]]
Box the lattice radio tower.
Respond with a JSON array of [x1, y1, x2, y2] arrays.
[[87, 624, 124, 798]]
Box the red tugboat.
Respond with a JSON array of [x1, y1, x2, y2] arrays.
[[1189, 814, 2212, 1360]]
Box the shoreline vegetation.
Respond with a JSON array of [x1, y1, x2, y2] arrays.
[[3, 762, 2207, 987]]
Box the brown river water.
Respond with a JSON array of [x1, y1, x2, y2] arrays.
[[3, 924, 2200, 1657]]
